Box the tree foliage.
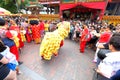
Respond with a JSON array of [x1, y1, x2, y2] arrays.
[[0, 0, 17, 13], [0, 0, 43, 14], [0, 0, 29, 13]]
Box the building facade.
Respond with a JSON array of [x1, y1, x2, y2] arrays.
[[39, 0, 120, 21]]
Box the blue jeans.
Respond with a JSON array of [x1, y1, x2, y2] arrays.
[[7, 63, 16, 71], [110, 70, 120, 80]]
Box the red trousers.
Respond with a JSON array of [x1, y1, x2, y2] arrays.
[[26, 33, 32, 43], [60, 40, 64, 47], [10, 45, 19, 61], [18, 33, 24, 48], [80, 41, 87, 53]]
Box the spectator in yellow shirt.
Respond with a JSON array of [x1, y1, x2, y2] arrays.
[[44, 20, 49, 33]]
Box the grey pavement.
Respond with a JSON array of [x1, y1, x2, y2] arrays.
[[18, 64, 46, 80], [17, 39, 95, 80]]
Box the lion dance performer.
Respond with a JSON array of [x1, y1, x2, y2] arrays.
[[39, 21, 70, 60]]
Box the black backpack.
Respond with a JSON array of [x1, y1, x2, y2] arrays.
[[97, 49, 111, 60]]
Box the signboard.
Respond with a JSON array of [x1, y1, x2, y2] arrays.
[[62, 0, 75, 3]]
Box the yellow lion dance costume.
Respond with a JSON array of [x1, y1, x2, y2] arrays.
[[39, 21, 70, 60]]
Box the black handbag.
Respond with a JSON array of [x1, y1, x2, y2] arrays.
[[97, 49, 111, 60]]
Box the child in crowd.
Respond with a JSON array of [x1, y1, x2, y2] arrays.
[[25, 26, 33, 43], [20, 26, 26, 42]]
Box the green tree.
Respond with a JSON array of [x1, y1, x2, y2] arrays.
[[0, 0, 17, 13], [0, 0, 29, 13], [0, 0, 43, 14]]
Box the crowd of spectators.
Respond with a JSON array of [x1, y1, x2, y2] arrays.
[[0, 16, 120, 80]]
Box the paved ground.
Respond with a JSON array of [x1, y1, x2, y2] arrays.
[[17, 39, 95, 80]]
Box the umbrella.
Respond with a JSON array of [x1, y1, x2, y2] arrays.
[[0, 7, 11, 15]]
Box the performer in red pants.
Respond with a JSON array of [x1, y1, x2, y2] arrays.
[[80, 25, 89, 53]]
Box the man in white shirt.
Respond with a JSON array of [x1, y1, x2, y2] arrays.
[[96, 33, 120, 79]]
